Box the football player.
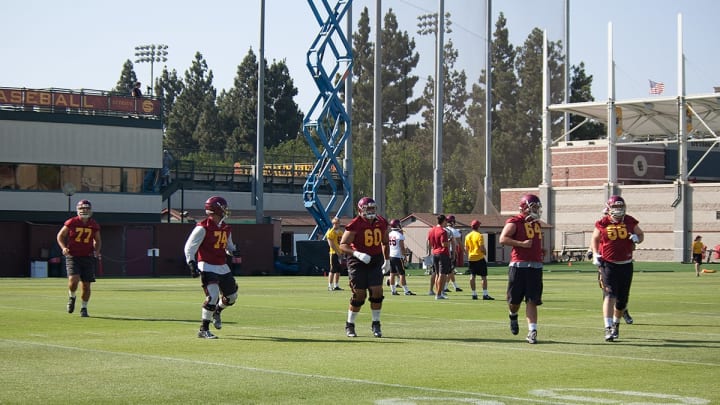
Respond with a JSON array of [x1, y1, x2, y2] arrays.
[[57, 199, 102, 318], [184, 196, 240, 339], [387, 219, 415, 296], [499, 194, 545, 344], [338, 197, 390, 338], [591, 195, 643, 342]]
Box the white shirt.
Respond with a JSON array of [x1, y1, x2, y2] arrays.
[[445, 226, 461, 253], [389, 229, 405, 258]]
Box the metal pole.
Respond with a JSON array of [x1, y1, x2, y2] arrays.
[[343, 4, 353, 219], [563, 0, 570, 141], [255, 0, 265, 224], [373, 0, 383, 214], [433, 0, 445, 214], [483, 0, 492, 214]]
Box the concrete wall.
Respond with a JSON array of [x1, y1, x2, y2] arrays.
[[502, 183, 720, 262], [0, 120, 162, 168], [163, 189, 333, 213]]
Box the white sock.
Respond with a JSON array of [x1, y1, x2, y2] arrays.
[[605, 317, 613, 328], [69, 291, 76, 298], [529, 323, 537, 331], [347, 310, 358, 324], [452, 281, 459, 289], [371, 309, 381, 322], [472, 290, 477, 296], [403, 285, 409, 292], [483, 289, 489, 296], [81, 301, 88, 309]]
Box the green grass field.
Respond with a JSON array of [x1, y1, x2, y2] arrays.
[[1, 261, 718, 404]]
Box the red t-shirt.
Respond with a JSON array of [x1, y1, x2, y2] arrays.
[[427, 225, 449, 256], [506, 214, 543, 263], [596, 214, 639, 263], [196, 217, 232, 265], [63, 216, 100, 257], [345, 215, 388, 256]]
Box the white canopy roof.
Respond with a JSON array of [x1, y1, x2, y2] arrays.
[[549, 93, 720, 142]]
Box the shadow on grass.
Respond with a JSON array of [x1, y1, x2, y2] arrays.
[[91, 315, 199, 323], [548, 337, 720, 348], [220, 334, 406, 344]]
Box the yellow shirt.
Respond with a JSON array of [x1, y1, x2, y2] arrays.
[[325, 227, 343, 255], [464, 230, 485, 261], [692, 240, 704, 254]]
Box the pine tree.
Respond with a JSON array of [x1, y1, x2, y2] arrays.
[[164, 52, 216, 153], [155, 67, 184, 132], [113, 59, 139, 95]]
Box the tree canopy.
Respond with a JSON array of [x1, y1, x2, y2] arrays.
[[112, 10, 600, 220]]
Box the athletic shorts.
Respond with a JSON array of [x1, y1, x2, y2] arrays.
[[598, 261, 633, 309], [433, 254, 452, 275], [347, 254, 384, 290], [389, 257, 405, 275], [506, 265, 543, 306], [65, 256, 96, 283], [468, 259, 488, 277], [692, 253, 703, 264], [201, 271, 239, 297], [329, 253, 342, 273]]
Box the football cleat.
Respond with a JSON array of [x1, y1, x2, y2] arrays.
[[345, 322, 357, 338], [67, 296, 76, 314], [435, 295, 448, 300], [612, 322, 620, 340], [391, 291, 400, 295], [212, 310, 222, 330], [604, 327, 615, 342], [509, 314, 519, 335], [483, 295, 495, 300], [371, 321, 382, 338], [80, 308, 89, 318], [623, 309, 634, 324], [198, 329, 218, 339], [333, 286, 343, 291], [526, 330, 537, 344], [404, 291, 416, 296], [472, 295, 478, 300], [454, 287, 463, 292]]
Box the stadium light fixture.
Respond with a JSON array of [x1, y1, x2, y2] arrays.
[[134, 44, 169, 96]]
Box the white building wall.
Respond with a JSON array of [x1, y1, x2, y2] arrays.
[[0, 191, 160, 214], [163, 189, 333, 214], [510, 183, 720, 262], [0, 120, 162, 168]]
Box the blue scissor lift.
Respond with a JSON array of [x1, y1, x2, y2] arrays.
[[303, 0, 353, 239]]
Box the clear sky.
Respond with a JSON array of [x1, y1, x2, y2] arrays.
[[3, 0, 718, 113]]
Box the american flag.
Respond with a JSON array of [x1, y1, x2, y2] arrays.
[[649, 80, 665, 95]]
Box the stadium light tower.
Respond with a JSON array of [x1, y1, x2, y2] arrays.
[[134, 44, 168, 96], [417, 6, 451, 214]]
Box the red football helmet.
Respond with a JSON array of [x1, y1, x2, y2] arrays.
[[519, 194, 542, 220], [446, 215, 456, 225], [76, 200, 92, 219], [605, 195, 626, 222], [390, 219, 401, 229], [357, 197, 377, 220], [470, 219, 481, 230], [205, 196, 229, 218]]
